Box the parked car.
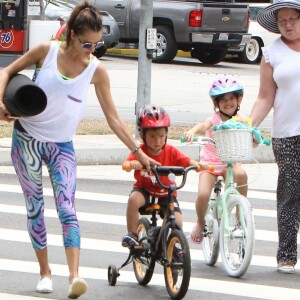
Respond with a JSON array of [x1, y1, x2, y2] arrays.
[[94, 0, 250, 65], [45, 2, 120, 58], [227, 3, 279, 64]]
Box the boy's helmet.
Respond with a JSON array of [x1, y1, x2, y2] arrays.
[[209, 77, 244, 100], [137, 105, 170, 129]]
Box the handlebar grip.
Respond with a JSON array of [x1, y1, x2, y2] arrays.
[[122, 161, 143, 172], [122, 161, 133, 172], [196, 164, 214, 172], [180, 136, 199, 143]]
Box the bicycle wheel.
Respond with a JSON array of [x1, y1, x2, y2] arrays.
[[164, 230, 191, 299], [203, 211, 219, 266], [220, 194, 255, 278], [133, 217, 156, 285]]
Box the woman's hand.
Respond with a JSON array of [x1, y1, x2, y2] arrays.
[[0, 102, 14, 122], [134, 150, 160, 172]]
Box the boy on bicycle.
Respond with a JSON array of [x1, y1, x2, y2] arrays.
[[184, 77, 248, 244], [122, 104, 199, 247]]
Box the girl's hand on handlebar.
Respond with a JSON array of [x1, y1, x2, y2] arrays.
[[183, 130, 195, 143]]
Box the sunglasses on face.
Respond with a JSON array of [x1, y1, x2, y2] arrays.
[[277, 15, 300, 27], [78, 37, 104, 50]]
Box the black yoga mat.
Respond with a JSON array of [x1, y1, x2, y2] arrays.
[[3, 73, 47, 117]]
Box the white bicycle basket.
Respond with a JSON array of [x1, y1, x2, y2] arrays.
[[213, 129, 253, 163]]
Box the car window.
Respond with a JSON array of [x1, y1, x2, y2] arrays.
[[250, 7, 262, 21]]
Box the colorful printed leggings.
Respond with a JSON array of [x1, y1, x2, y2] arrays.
[[273, 135, 300, 265], [11, 128, 80, 250]]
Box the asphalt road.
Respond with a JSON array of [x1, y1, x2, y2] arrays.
[[0, 165, 300, 300], [0, 53, 272, 130]]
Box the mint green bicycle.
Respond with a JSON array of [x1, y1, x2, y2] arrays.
[[182, 128, 269, 278]]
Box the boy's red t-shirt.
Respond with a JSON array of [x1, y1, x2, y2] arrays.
[[126, 144, 191, 198]]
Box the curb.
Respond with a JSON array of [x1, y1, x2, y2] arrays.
[[107, 48, 191, 58]]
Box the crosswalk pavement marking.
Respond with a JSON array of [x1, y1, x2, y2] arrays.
[[0, 203, 285, 243], [0, 177, 294, 300], [0, 183, 276, 203], [0, 294, 56, 300], [0, 184, 276, 218], [0, 228, 299, 269], [0, 258, 299, 300]]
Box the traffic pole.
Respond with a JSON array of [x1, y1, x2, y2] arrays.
[[135, 0, 154, 138]]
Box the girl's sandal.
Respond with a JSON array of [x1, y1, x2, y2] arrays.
[[190, 224, 204, 244]]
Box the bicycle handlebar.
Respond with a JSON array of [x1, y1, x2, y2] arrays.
[[122, 161, 214, 191], [180, 136, 214, 145], [122, 161, 214, 173]]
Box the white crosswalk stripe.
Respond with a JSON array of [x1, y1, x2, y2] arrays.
[[0, 227, 298, 268], [0, 203, 287, 243], [0, 175, 296, 299], [1, 258, 300, 300]]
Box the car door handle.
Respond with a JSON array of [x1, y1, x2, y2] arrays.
[[114, 4, 125, 9]]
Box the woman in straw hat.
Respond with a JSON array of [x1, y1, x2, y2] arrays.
[[250, 0, 300, 275]]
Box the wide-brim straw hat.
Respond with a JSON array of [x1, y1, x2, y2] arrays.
[[257, 0, 300, 33]]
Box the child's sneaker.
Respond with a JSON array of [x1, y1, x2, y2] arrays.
[[121, 232, 139, 247]]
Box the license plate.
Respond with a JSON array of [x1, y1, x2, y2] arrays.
[[219, 33, 229, 41]]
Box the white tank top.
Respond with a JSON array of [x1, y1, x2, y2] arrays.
[[20, 41, 100, 142], [263, 38, 300, 138]]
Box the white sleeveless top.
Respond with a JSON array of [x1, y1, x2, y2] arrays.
[[20, 41, 100, 142], [263, 38, 300, 138]]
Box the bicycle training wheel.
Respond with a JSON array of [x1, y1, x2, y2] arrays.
[[203, 211, 219, 266], [219, 195, 255, 278], [107, 265, 118, 286], [164, 230, 191, 299], [133, 217, 155, 285]]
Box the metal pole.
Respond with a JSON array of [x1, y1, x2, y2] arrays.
[[135, 0, 153, 138]]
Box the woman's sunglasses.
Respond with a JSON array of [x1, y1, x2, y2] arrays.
[[78, 37, 104, 50]]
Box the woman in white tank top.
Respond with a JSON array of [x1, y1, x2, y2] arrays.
[[0, 1, 159, 298]]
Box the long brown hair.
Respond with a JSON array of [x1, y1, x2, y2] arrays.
[[66, 0, 102, 47]]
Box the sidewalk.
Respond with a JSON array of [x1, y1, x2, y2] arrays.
[[0, 134, 277, 192], [0, 134, 274, 165]]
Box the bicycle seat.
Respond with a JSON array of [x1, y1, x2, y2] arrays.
[[139, 203, 161, 215]]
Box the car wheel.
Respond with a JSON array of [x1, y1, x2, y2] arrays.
[[239, 37, 262, 64], [153, 25, 178, 63], [191, 48, 227, 65]]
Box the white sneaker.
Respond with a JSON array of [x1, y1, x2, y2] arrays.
[[36, 277, 53, 293], [277, 262, 296, 274], [68, 277, 88, 299]]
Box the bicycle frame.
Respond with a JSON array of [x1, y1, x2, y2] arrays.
[[208, 163, 241, 235], [182, 133, 257, 277], [155, 187, 181, 265]]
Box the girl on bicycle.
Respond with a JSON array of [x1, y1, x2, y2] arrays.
[[122, 104, 200, 247], [184, 77, 248, 244]]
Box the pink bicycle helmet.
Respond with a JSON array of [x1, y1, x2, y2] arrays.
[[137, 105, 170, 129], [209, 77, 244, 100]]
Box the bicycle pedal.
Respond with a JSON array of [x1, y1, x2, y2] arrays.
[[132, 243, 150, 252]]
